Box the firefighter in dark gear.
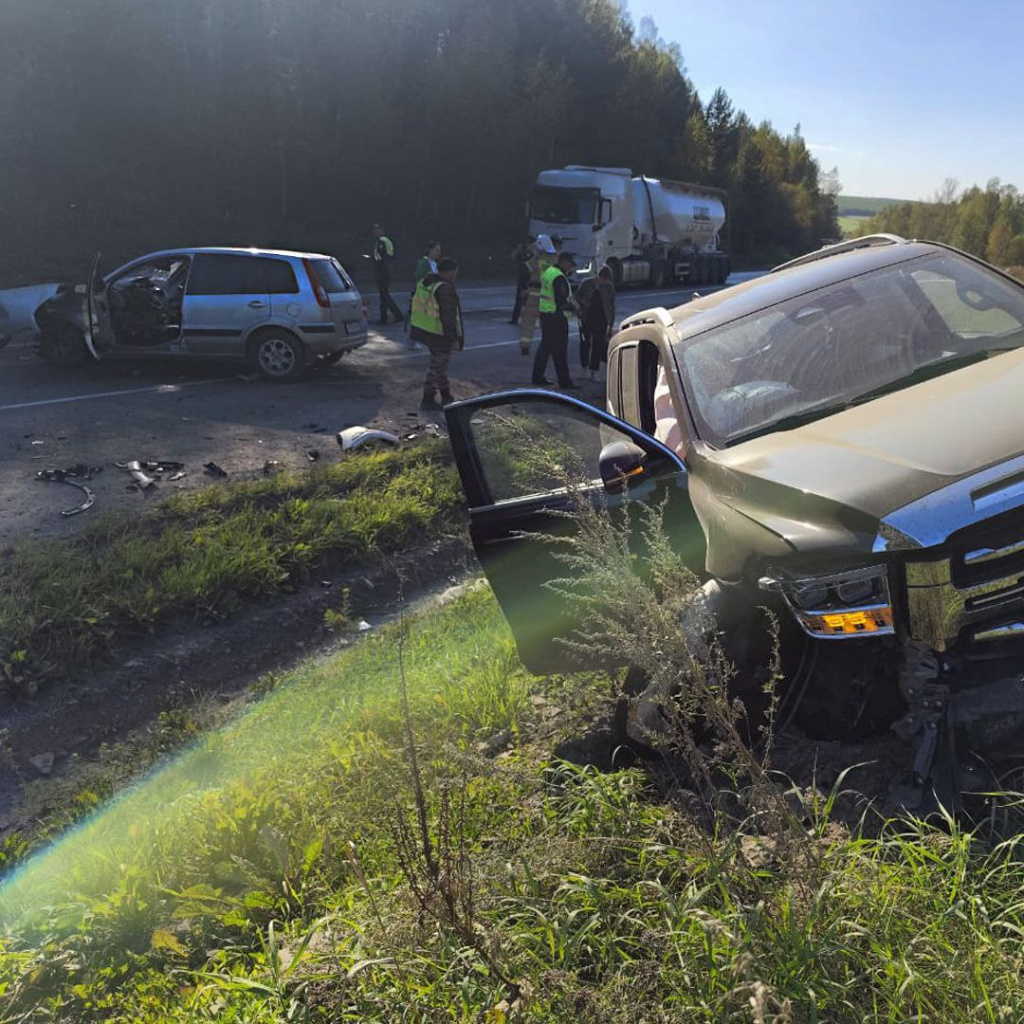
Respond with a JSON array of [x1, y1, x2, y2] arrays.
[[409, 256, 464, 410], [519, 233, 558, 356], [532, 250, 578, 389], [372, 223, 404, 325]]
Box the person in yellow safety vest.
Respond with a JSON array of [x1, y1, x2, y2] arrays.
[[409, 256, 464, 411], [372, 222, 405, 325], [532, 250, 579, 389], [518, 233, 559, 356]]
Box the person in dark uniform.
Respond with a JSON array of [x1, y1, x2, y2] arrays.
[[372, 223, 405, 325], [532, 250, 578, 389], [582, 264, 616, 381], [508, 236, 535, 325]]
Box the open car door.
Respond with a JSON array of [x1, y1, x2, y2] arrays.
[[84, 252, 115, 359], [445, 388, 705, 674]]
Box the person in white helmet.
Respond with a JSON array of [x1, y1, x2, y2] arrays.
[[518, 233, 559, 356]]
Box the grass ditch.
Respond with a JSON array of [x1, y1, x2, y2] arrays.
[[0, 439, 462, 694], [2, 585, 1024, 1021]]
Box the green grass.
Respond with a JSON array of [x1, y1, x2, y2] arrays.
[[3, 586, 1024, 1022], [837, 195, 903, 217], [838, 214, 870, 238], [0, 440, 462, 692]]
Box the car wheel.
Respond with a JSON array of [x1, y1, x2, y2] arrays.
[[251, 329, 307, 382], [39, 324, 89, 366]]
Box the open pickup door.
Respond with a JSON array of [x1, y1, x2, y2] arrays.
[[445, 389, 705, 674]]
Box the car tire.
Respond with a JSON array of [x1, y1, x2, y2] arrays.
[[39, 324, 89, 366], [250, 329, 307, 382]]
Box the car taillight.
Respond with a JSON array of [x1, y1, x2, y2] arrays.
[[303, 258, 331, 309]]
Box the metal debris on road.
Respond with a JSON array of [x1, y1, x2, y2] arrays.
[[36, 465, 101, 516], [336, 426, 400, 450], [203, 461, 229, 477]]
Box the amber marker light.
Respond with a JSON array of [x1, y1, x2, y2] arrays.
[[798, 606, 895, 637]]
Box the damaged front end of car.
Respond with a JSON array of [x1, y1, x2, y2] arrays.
[[754, 466, 1024, 815]]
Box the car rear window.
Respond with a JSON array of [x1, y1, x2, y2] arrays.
[[310, 258, 351, 294], [248, 257, 299, 294], [188, 254, 298, 295]]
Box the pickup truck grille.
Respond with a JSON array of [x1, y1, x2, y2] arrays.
[[951, 508, 1024, 587], [906, 508, 1024, 650]]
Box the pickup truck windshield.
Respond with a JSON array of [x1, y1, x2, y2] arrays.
[[675, 252, 1024, 447]]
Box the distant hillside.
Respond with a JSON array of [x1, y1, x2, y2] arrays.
[[837, 195, 902, 217]]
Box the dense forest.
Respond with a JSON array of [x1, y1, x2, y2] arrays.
[[0, 0, 839, 285], [861, 179, 1024, 269]]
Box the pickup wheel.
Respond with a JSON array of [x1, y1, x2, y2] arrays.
[[39, 324, 89, 366], [249, 328, 307, 382]]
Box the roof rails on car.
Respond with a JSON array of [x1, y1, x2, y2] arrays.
[[770, 234, 909, 274], [620, 306, 675, 332]]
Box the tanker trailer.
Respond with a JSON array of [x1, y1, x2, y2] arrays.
[[527, 166, 729, 287]]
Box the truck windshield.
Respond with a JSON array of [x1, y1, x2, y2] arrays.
[[529, 186, 599, 225], [674, 252, 1024, 447]]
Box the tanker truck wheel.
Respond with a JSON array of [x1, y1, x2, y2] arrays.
[[651, 260, 669, 289]]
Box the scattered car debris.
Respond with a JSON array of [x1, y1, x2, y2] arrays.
[[30, 440, 45, 446], [357, 619, 373, 631], [306, 449, 321, 462], [336, 426, 400, 450], [114, 459, 186, 491], [167, 470, 187, 482], [204, 461, 228, 477], [36, 465, 101, 517], [262, 460, 282, 476], [126, 460, 156, 489]]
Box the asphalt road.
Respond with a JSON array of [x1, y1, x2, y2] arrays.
[[0, 273, 763, 543]]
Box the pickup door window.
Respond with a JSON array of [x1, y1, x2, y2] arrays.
[[445, 389, 705, 674]]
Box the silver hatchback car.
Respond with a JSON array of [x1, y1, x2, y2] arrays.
[[33, 247, 368, 381]]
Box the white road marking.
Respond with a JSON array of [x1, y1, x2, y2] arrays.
[[0, 377, 231, 413]]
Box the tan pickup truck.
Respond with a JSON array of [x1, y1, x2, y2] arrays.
[[446, 236, 1024, 809]]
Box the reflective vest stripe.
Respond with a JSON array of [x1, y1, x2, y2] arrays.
[[375, 236, 394, 261]]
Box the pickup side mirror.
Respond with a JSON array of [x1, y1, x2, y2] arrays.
[[599, 440, 647, 494]]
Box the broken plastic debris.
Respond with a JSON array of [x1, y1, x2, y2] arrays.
[[36, 466, 99, 516], [306, 449, 321, 462], [167, 471, 186, 482], [336, 426, 400, 451], [357, 619, 373, 631], [204, 461, 228, 478], [126, 460, 155, 489]]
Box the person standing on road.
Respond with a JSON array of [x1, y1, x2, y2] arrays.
[[410, 256, 464, 411], [532, 250, 578, 389], [405, 240, 441, 336], [582, 264, 616, 381], [372, 223, 405, 325], [508, 236, 535, 325], [518, 233, 558, 356], [573, 272, 598, 369]]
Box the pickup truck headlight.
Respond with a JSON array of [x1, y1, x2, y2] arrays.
[[760, 567, 895, 639]]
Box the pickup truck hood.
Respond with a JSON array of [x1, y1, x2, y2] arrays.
[[707, 347, 1024, 524]]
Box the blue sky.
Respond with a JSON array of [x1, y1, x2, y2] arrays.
[[625, 0, 1023, 199]]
